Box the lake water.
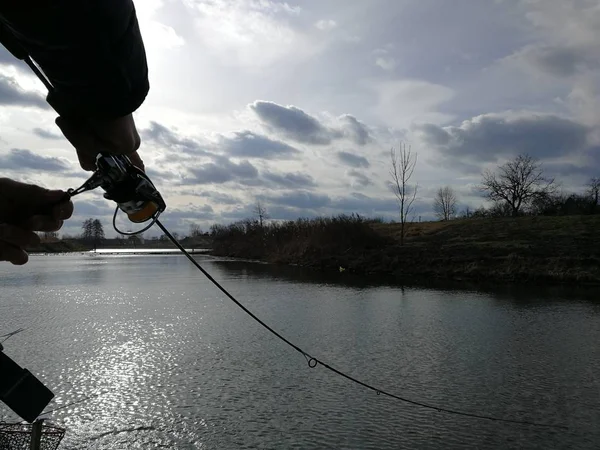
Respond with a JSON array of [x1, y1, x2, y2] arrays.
[[1, 253, 599, 449]]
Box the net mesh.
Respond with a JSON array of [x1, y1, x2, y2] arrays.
[[0, 422, 65, 450]]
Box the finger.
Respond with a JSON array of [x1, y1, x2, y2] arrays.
[[0, 179, 71, 224], [0, 223, 40, 247], [22, 215, 63, 232], [76, 149, 98, 171], [51, 198, 74, 221], [128, 151, 145, 172], [0, 241, 28, 265]]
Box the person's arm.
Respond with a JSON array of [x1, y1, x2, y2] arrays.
[[0, 0, 149, 120], [0, 1, 149, 171]]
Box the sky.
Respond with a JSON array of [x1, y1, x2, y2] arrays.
[[0, 0, 598, 237]]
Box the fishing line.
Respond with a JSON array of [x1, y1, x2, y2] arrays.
[[0, 328, 25, 344], [154, 219, 568, 431], [40, 393, 105, 416]]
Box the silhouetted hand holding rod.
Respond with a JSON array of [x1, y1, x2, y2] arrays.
[[0, 179, 74, 265]]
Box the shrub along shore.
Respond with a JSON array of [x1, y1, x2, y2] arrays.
[[209, 214, 600, 285]]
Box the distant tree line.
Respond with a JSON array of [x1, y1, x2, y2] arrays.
[[394, 150, 598, 223]]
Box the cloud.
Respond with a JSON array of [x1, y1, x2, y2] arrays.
[[336, 151, 370, 168], [0, 148, 70, 171], [510, 44, 598, 78], [141, 121, 211, 155], [249, 101, 373, 147], [372, 44, 397, 71], [263, 191, 399, 217], [262, 170, 317, 188], [369, 79, 455, 127], [264, 205, 320, 221], [145, 166, 182, 184], [0, 74, 48, 109], [32, 127, 63, 140], [375, 57, 397, 71], [340, 114, 371, 145], [0, 46, 17, 65], [315, 19, 337, 31], [416, 112, 590, 162], [250, 100, 341, 145], [182, 0, 310, 69], [142, 21, 185, 50], [159, 204, 216, 221], [185, 156, 258, 185], [220, 130, 299, 159], [266, 191, 331, 209], [72, 199, 115, 217], [347, 169, 373, 187], [330, 192, 398, 215], [183, 190, 240, 205]]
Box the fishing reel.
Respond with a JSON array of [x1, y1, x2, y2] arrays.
[[69, 153, 166, 228]]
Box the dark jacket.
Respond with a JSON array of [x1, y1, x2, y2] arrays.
[[0, 1, 149, 119]]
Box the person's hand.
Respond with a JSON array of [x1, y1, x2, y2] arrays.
[[0, 178, 74, 265], [55, 114, 145, 172]]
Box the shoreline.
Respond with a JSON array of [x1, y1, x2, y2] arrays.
[[27, 215, 600, 287], [209, 215, 600, 287]]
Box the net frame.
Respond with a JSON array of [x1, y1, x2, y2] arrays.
[[0, 421, 65, 450]]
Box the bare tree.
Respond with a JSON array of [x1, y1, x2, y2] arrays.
[[253, 200, 270, 228], [389, 144, 418, 245], [92, 219, 105, 251], [433, 186, 458, 221], [480, 154, 555, 217], [586, 177, 600, 213], [81, 218, 94, 241], [189, 223, 203, 237]]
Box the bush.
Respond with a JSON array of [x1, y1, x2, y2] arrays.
[[210, 214, 390, 260]]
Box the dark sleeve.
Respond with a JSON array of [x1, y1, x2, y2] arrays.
[[0, 0, 149, 120]]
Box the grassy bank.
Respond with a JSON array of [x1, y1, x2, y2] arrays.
[[210, 215, 600, 284]]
